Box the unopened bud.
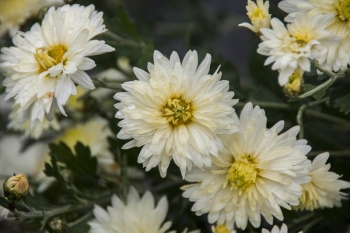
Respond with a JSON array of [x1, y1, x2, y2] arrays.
[[47, 217, 67, 233], [283, 69, 304, 97], [3, 174, 29, 203]]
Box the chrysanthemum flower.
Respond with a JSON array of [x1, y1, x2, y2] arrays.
[[293, 152, 350, 211], [114, 50, 238, 178], [54, 116, 117, 173], [8, 104, 60, 139], [239, 0, 271, 34], [262, 223, 302, 233], [0, 0, 63, 37], [182, 103, 311, 230], [89, 187, 194, 233], [257, 13, 340, 86], [278, 0, 350, 72], [0, 4, 114, 127]]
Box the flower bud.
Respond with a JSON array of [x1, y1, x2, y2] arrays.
[[47, 217, 67, 233], [283, 69, 304, 97], [3, 174, 29, 203]]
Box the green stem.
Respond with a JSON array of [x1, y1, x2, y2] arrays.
[[67, 212, 94, 228], [296, 97, 329, 139], [235, 101, 290, 110], [105, 31, 145, 48], [305, 109, 350, 126], [295, 60, 346, 99]]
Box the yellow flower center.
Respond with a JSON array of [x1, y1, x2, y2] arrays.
[[337, 0, 350, 21], [213, 224, 230, 233], [252, 8, 265, 20], [34, 45, 67, 73], [161, 97, 192, 127], [226, 155, 258, 191]]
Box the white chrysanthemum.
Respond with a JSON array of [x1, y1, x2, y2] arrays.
[[0, 4, 115, 127], [278, 0, 350, 72], [89, 187, 176, 233], [114, 50, 238, 178], [8, 104, 60, 139], [293, 152, 350, 211], [262, 223, 302, 233], [54, 116, 117, 173], [0, 0, 63, 37], [257, 13, 340, 86], [239, 0, 271, 33], [182, 102, 312, 230], [0, 135, 54, 193]]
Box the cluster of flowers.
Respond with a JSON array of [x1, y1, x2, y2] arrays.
[[0, 1, 349, 233], [240, 0, 350, 95]]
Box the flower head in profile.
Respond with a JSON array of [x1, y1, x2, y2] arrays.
[[182, 103, 311, 230], [114, 50, 238, 178], [89, 187, 187, 233], [8, 104, 60, 139], [257, 13, 340, 86], [54, 116, 117, 173], [262, 223, 302, 233], [279, 0, 350, 72], [293, 152, 350, 211], [0, 0, 63, 37], [0, 4, 115, 127], [239, 0, 271, 34], [283, 69, 304, 97]]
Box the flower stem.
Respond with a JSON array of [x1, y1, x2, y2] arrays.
[[235, 101, 290, 110], [296, 97, 329, 139], [105, 31, 145, 48], [295, 60, 346, 99]]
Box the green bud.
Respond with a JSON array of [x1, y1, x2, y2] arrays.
[[3, 174, 29, 203], [47, 217, 67, 233]]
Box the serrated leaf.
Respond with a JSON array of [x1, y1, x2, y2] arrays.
[[44, 153, 66, 188], [49, 142, 97, 178], [113, 5, 139, 41], [334, 93, 350, 114], [23, 192, 56, 210]]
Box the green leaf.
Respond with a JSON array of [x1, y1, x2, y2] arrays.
[[49, 142, 97, 180], [0, 196, 10, 209], [44, 154, 67, 188], [23, 192, 56, 210], [334, 93, 350, 114], [68, 223, 90, 233], [112, 5, 139, 41], [303, 83, 327, 100]]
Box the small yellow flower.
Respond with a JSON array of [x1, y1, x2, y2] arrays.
[[283, 69, 304, 97], [239, 0, 271, 34]]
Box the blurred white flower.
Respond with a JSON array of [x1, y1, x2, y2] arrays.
[[54, 116, 117, 173], [257, 14, 340, 86], [8, 104, 60, 139], [114, 50, 238, 178], [262, 223, 302, 233], [0, 135, 54, 193], [0, 4, 114, 127], [239, 0, 271, 33], [0, 206, 9, 221], [182, 103, 311, 230], [0, 0, 63, 37], [278, 0, 350, 72], [89, 187, 180, 233], [293, 152, 350, 211]]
